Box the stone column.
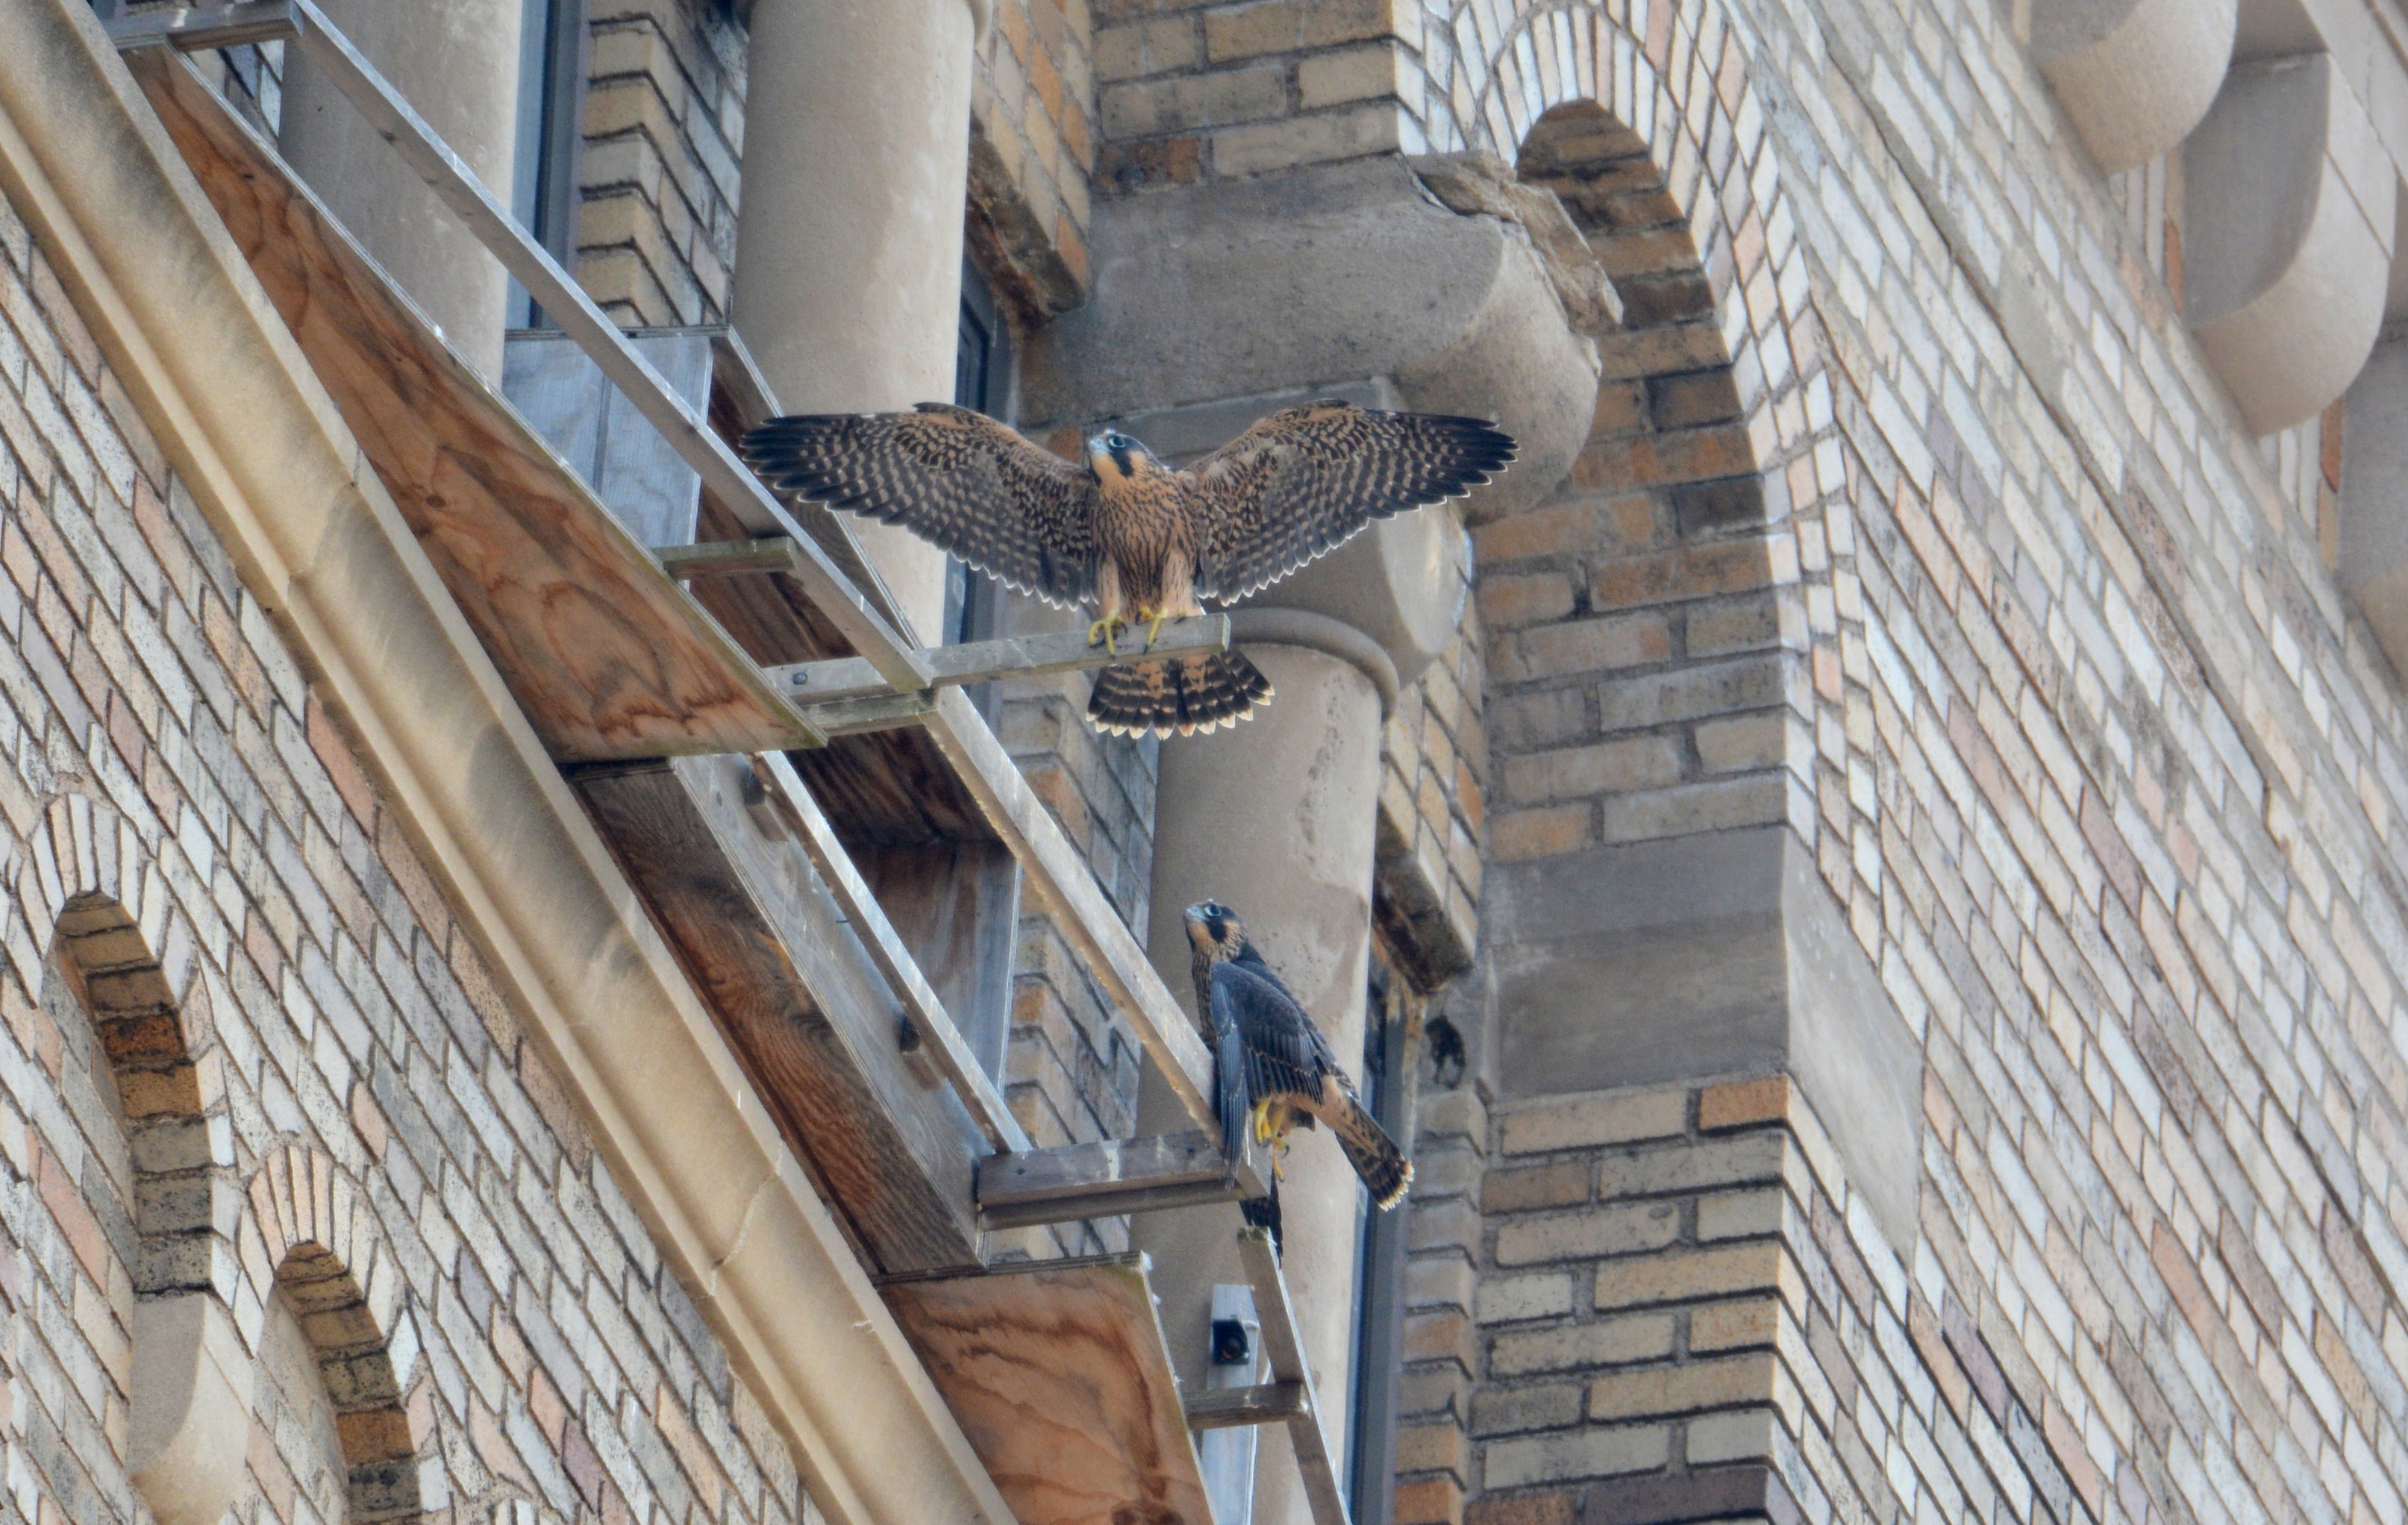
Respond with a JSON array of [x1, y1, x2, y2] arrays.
[[1139, 642, 1386, 1525], [730, 0, 985, 644], [277, 0, 522, 383]]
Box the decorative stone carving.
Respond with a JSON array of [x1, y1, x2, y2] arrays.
[[2186, 52, 2396, 434], [2030, 0, 2237, 173]]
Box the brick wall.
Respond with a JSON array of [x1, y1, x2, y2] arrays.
[[1474, 92, 1798, 869], [1091, 0, 1415, 189], [0, 184, 802, 1523], [575, 0, 745, 326], [1376, 535, 1488, 986], [1383, 1, 2408, 1524], [972, 0, 1099, 321], [1402, 1076, 2098, 1525]]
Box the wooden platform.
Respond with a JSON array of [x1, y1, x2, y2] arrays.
[[128, 49, 813, 761], [884, 1255, 1215, 1525]]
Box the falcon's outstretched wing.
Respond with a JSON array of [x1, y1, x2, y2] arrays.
[[1183, 401, 1516, 603], [740, 403, 1100, 607]]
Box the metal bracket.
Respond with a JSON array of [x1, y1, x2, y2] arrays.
[[104, 0, 301, 51], [975, 1128, 1271, 1230]]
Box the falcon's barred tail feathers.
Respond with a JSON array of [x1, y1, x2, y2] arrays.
[[1088, 650, 1274, 737], [1329, 1093, 1413, 1209]]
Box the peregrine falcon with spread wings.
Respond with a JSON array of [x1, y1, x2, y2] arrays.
[[739, 401, 1515, 738], [1185, 899, 1412, 1210]]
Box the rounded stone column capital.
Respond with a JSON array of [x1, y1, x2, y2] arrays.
[[1228, 607, 1401, 715]]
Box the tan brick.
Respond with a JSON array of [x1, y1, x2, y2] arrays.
[[1392, 1476, 1464, 1525], [1488, 804, 1592, 862], [1482, 1159, 1592, 1212], [1481, 1424, 1669, 1488], [1695, 1186, 1784, 1242], [1478, 572, 1577, 630], [1404, 1308, 1480, 1370], [1501, 1089, 1687, 1154], [1688, 1295, 1782, 1351], [1395, 1422, 1468, 1477], [1591, 542, 1772, 609], [1589, 1350, 1775, 1420], [1598, 1133, 1786, 1199], [1593, 1242, 1790, 1311], [1492, 1201, 1679, 1265], [1465, 1491, 1576, 1525], [1101, 64, 1287, 137], [1298, 43, 1399, 108], [1211, 102, 1400, 175], [1503, 736, 1683, 806], [1204, 0, 1390, 61], [1470, 1385, 1586, 1436], [1472, 501, 1592, 563], [1502, 614, 1672, 683], [1476, 1273, 1577, 1324], [1095, 17, 1204, 81], [1490, 1312, 1676, 1375], [1698, 1076, 1789, 1130], [1598, 776, 1786, 842], [1683, 1406, 1779, 1465], [1693, 713, 1785, 773]]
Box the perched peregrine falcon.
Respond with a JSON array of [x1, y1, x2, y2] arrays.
[[1184, 899, 1412, 1209], [739, 401, 1514, 738]]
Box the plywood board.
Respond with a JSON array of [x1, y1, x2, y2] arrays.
[[573, 756, 988, 1274], [885, 1256, 1214, 1525], [131, 51, 809, 760]]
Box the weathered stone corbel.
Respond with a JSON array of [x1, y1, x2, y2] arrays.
[[2186, 51, 2397, 433], [128, 1294, 252, 1525], [2030, 0, 2236, 173]]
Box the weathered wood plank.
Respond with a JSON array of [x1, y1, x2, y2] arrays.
[[573, 757, 986, 1274], [748, 753, 1027, 1154], [659, 537, 808, 579], [1186, 1382, 1308, 1431], [884, 1256, 1213, 1525], [975, 1130, 1269, 1230], [1239, 1228, 1351, 1525], [922, 689, 1219, 1129], [763, 616, 1233, 708], [128, 53, 818, 760]]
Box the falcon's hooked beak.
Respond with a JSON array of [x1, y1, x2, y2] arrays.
[[1183, 899, 1245, 959], [1086, 430, 1153, 484]]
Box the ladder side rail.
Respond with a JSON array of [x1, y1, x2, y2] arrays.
[[750, 753, 1029, 1154], [1237, 1229, 1354, 1525], [921, 689, 1218, 1131]]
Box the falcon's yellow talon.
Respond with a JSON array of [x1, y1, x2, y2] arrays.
[[1086, 615, 1127, 654], [1145, 610, 1169, 648]]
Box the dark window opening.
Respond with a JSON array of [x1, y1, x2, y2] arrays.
[[510, 0, 586, 328], [946, 266, 1011, 669], [1350, 945, 1422, 1525]]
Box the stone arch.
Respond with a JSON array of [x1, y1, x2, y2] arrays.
[[1452, 4, 1860, 1118], [31, 793, 236, 1294], [239, 1140, 428, 1522], [11, 793, 257, 1524]]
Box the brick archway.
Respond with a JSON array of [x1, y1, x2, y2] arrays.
[[243, 1140, 428, 1520], [30, 793, 237, 1297]]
